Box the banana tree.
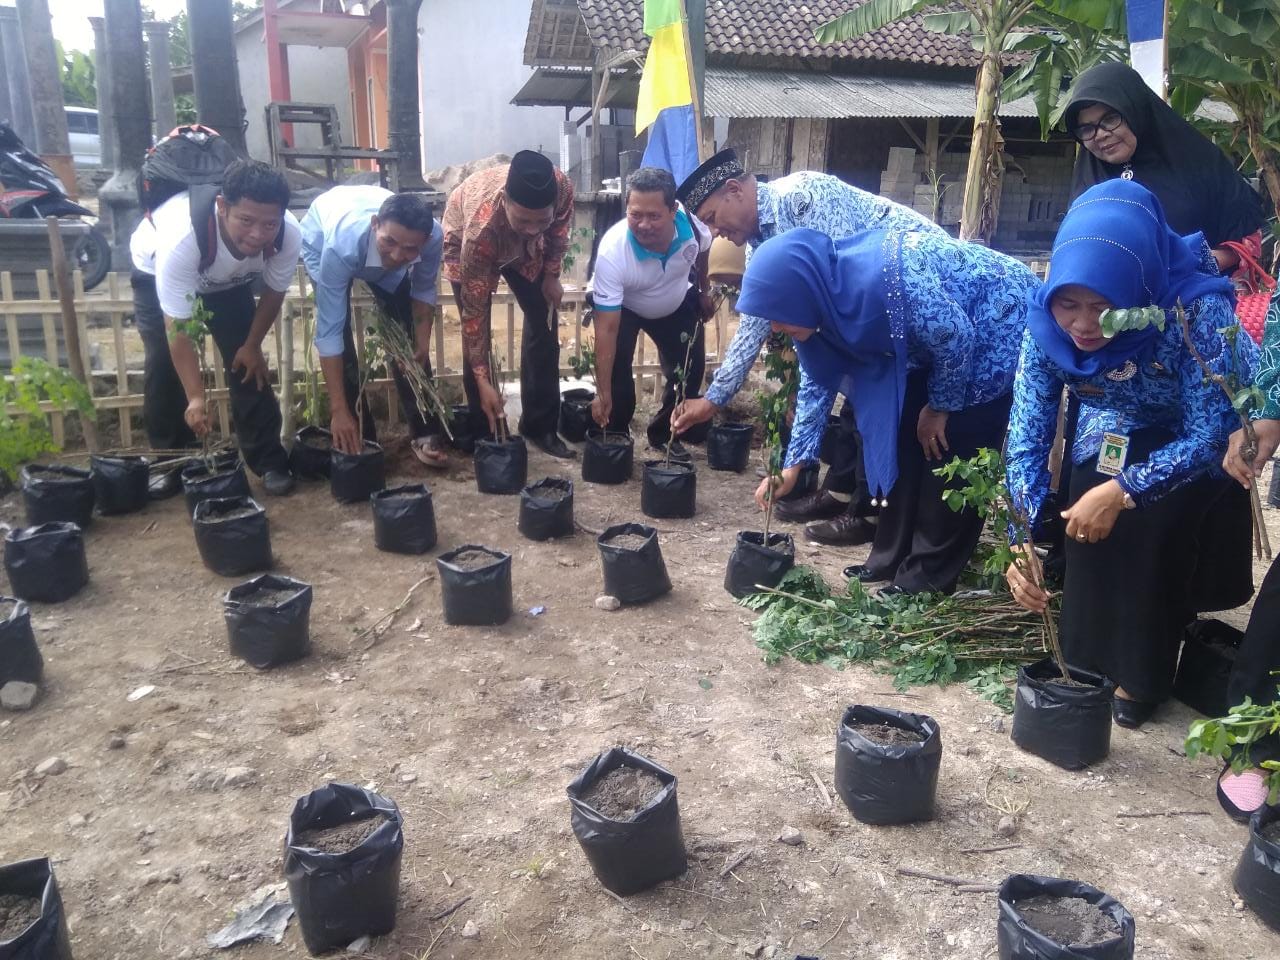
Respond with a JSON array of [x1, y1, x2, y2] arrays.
[[816, 0, 1115, 242]]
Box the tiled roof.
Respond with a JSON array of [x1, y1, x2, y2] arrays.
[[575, 0, 983, 68]]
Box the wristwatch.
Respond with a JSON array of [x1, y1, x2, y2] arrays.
[[1121, 491, 1136, 510]]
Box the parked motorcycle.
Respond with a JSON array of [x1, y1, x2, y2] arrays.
[[0, 121, 112, 289]]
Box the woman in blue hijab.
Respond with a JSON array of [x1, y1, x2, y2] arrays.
[[1006, 179, 1254, 730], [737, 226, 1040, 595]]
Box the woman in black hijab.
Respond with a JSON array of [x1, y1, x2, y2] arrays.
[[1066, 61, 1266, 273]]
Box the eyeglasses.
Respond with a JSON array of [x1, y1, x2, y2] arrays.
[[1072, 110, 1126, 143]]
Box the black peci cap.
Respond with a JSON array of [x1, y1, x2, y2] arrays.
[[675, 148, 745, 214], [505, 150, 558, 210]]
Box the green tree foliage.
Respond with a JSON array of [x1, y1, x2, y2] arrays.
[[1186, 697, 1280, 802], [0, 358, 95, 482], [56, 42, 96, 108]]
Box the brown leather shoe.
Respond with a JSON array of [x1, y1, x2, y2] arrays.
[[774, 489, 847, 523], [805, 513, 876, 546]]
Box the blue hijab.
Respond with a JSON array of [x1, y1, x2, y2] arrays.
[[1029, 179, 1235, 377], [737, 228, 908, 498]]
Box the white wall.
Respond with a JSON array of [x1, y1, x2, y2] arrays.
[[418, 0, 565, 172], [235, 0, 357, 162]]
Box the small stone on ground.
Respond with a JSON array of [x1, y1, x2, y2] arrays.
[[777, 825, 803, 846], [0, 681, 38, 711], [595, 595, 621, 611], [35, 756, 67, 776]]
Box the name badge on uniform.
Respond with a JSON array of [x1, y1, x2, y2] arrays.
[[1096, 432, 1129, 476]]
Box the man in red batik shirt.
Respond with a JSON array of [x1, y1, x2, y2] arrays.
[[442, 150, 575, 459]]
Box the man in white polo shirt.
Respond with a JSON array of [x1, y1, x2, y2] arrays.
[[149, 159, 301, 495], [589, 167, 714, 458]]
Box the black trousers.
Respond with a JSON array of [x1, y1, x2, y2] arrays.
[[864, 372, 1012, 594], [339, 277, 443, 443], [820, 398, 874, 515], [605, 290, 705, 447], [1229, 557, 1280, 762], [199, 284, 290, 476], [1060, 427, 1251, 703], [132, 270, 197, 453], [451, 268, 560, 439]]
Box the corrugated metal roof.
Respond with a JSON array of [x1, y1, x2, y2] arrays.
[[705, 68, 1040, 120]]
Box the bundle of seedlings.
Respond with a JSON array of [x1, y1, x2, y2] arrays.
[[474, 350, 528, 494], [746, 566, 1044, 712], [641, 322, 702, 519], [725, 348, 797, 598], [284, 783, 404, 954], [367, 305, 454, 442], [936, 448, 1115, 767]]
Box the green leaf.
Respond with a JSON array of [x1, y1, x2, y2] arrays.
[[922, 10, 982, 36], [814, 0, 935, 43]]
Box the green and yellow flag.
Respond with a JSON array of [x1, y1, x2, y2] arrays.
[[635, 0, 693, 134]]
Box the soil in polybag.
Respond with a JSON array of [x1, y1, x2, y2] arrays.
[[641, 461, 696, 519], [559, 388, 595, 443], [834, 704, 942, 825], [724, 531, 794, 598], [0, 598, 41, 687], [289, 427, 333, 479], [3, 523, 88, 604], [566, 746, 687, 897], [193, 497, 272, 577], [20, 465, 94, 529], [371, 484, 437, 554], [582, 431, 633, 485], [519, 478, 574, 540], [224, 574, 312, 669], [182, 456, 250, 516], [0, 857, 73, 960], [997, 873, 1135, 960], [90, 455, 149, 515], [475, 437, 528, 495], [1012, 658, 1115, 771], [706, 423, 754, 472], [437, 545, 513, 625], [330, 441, 385, 503], [283, 783, 403, 955], [597, 523, 671, 605], [1234, 804, 1280, 932]]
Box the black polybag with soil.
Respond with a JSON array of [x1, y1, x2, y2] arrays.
[[223, 575, 312, 669], [1234, 803, 1280, 932], [182, 454, 251, 516], [706, 422, 754, 472], [436, 545, 513, 626], [474, 437, 528, 495], [597, 523, 671, 605], [0, 598, 42, 687], [3, 523, 88, 604], [566, 747, 687, 897], [1012, 658, 1115, 771], [371, 484, 437, 554], [518, 478, 574, 541], [640, 461, 696, 519], [90, 455, 150, 515], [448, 404, 479, 454], [582, 431, 633, 485], [330, 441, 385, 503], [20, 465, 94, 529], [289, 426, 333, 479], [834, 705, 942, 825], [559, 388, 595, 443], [724, 531, 795, 598], [997, 873, 1135, 960], [283, 783, 404, 955], [0, 858, 73, 960], [192, 497, 272, 577]]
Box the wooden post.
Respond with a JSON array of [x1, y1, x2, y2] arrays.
[[280, 303, 294, 441], [45, 217, 100, 451], [677, 0, 710, 163]]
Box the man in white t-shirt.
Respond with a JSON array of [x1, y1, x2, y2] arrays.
[[588, 167, 714, 458], [148, 160, 301, 495]]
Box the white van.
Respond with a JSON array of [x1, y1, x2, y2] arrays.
[[65, 106, 101, 167]]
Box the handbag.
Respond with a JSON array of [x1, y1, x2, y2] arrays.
[[1222, 239, 1276, 344]]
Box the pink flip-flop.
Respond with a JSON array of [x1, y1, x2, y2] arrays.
[[1218, 764, 1270, 823]]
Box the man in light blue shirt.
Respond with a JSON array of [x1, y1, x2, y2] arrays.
[[299, 185, 447, 464]]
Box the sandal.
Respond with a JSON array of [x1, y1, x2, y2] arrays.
[[1217, 762, 1270, 824], [411, 435, 449, 468]]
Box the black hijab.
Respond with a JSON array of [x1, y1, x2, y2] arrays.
[[1066, 62, 1264, 248]]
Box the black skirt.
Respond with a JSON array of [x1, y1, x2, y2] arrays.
[[1060, 427, 1252, 702]]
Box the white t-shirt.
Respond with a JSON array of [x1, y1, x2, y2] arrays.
[[130, 218, 157, 275], [590, 204, 711, 320], [149, 191, 303, 319]]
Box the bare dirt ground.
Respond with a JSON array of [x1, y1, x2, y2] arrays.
[[2, 432, 1277, 960]]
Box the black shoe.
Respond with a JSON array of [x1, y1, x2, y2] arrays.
[[776, 489, 847, 523], [806, 513, 876, 546], [843, 564, 889, 583], [526, 431, 576, 460], [262, 469, 296, 496], [649, 439, 692, 463], [149, 469, 182, 500], [1112, 697, 1157, 729], [878, 584, 910, 598]]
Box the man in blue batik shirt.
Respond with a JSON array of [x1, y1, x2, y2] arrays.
[[299, 185, 448, 466], [672, 148, 942, 545]]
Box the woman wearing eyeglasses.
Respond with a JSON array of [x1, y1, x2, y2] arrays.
[[1066, 62, 1265, 274]]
